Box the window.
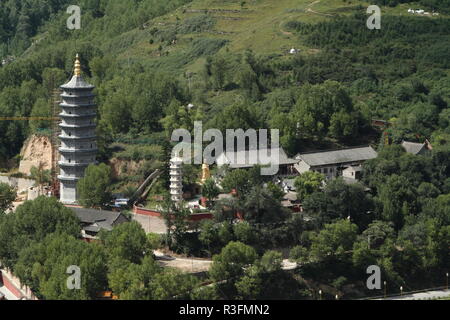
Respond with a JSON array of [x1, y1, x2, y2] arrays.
[[324, 168, 328, 174]]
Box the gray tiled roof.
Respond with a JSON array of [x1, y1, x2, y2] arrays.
[[297, 146, 378, 167], [71, 208, 128, 233], [61, 75, 95, 90], [401, 141, 426, 155]]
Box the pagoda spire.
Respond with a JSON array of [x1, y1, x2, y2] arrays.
[[74, 53, 81, 77]]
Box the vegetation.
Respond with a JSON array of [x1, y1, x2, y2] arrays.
[[0, 0, 448, 300], [77, 163, 112, 208], [0, 182, 16, 214]]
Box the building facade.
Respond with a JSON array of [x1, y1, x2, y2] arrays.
[[58, 54, 98, 204], [294, 146, 378, 180]]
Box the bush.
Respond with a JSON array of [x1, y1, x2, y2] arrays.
[[147, 233, 162, 250]]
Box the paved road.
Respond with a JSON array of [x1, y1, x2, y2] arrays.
[[153, 250, 212, 273], [380, 289, 450, 300], [153, 251, 298, 273], [132, 213, 167, 234]]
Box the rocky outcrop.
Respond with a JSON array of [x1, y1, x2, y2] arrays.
[[18, 135, 54, 175]]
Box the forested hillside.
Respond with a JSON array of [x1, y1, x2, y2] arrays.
[[0, 0, 449, 166]]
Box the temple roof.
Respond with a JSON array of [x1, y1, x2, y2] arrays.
[[61, 75, 95, 90], [401, 141, 427, 155], [296, 146, 378, 167]]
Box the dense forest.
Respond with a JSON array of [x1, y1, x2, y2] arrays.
[[0, 0, 449, 300]]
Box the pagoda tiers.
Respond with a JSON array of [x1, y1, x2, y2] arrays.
[[170, 157, 183, 204], [58, 54, 98, 204]]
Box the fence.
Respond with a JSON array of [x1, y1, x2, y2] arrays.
[[132, 204, 213, 222]]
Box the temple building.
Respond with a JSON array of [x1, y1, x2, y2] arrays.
[[58, 54, 98, 204]]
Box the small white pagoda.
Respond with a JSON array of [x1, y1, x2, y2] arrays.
[[170, 157, 183, 204]]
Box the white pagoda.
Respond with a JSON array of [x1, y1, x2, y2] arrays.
[[170, 157, 183, 204], [58, 54, 98, 204]]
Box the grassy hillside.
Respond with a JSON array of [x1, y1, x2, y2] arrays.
[[0, 0, 449, 165]]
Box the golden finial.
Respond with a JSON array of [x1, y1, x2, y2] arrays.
[[74, 53, 81, 76]]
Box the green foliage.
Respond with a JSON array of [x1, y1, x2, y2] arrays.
[[113, 144, 163, 161], [0, 182, 16, 214], [107, 255, 161, 300], [30, 163, 51, 193], [100, 221, 148, 264], [303, 178, 375, 230], [243, 185, 289, 223], [177, 14, 216, 34], [289, 245, 309, 264], [202, 178, 220, 208], [147, 232, 162, 250], [292, 81, 365, 141], [220, 168, 251, 196], [0, 196, 81, 269], [14, 233, 108, 300], [209, 241, 258, 283], [378, 174, 417, 230], [294, 171, 324, 201], [310, 219, 358, 262], [77, 163, 112, 208]]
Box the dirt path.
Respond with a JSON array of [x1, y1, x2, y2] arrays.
[[153, 250, 298, 273], [278, 0, 330, 36], [153, 250, 212, 273]]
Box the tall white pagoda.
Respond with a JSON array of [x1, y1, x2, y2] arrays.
[[58, 54, 98, 204]]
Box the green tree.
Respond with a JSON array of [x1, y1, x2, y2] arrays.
[[29, 98, 51, 132], [202, 178, 220, 209], [243, 185, 289, 223], [0, 196, 80, 269], [378, 174, 417, 230], [0, 182, 16, 214], [30, 162, 51, 195], [233, 221, 254, 244], [77, 163, 112, 208], [100, 221, 148, 264], [303, 178, 375, 229], [14, 233, 108, 300], [310, 219, 358, 262], [209, 241, 258, 283], [108, 255, 160, 300], [152, 269, 200, 300], [294, 171, 324, 201], [220, 169, 250, 197], [289, 245, 310, 264]]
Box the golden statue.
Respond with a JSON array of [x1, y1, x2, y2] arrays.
[[200, 162, 211, 185]]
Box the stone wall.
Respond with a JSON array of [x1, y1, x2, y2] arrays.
[[0, 175, 35, 194]]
